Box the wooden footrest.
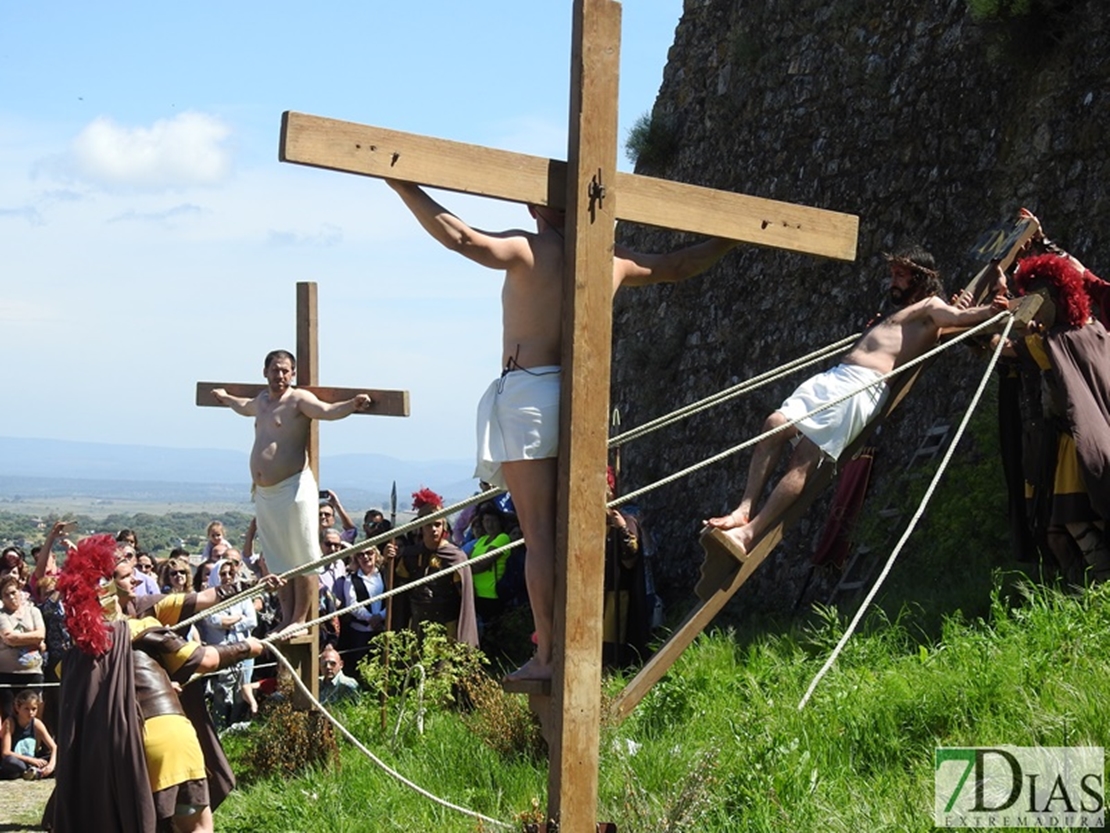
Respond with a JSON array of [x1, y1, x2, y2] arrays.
[[502, 677, 551, 696], [694, 528, 748, 601]]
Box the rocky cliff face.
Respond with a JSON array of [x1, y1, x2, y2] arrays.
[[612, 0, 1108, 615]]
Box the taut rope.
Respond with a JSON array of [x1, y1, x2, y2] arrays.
[[796, 312, 1015, 709], [609, 310, 1010, 509]]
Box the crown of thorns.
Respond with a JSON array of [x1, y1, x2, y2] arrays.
[[883, 253, 940, 282]]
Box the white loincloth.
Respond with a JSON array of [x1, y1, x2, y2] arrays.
[[778, 363, 889, 461], [474, 366, 561, 490], [252, 467, 321, 574]]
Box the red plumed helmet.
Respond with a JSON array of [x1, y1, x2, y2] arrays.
[[57, 534, 118, 656], [1013, 253, 1091, 329], [411, 487, 444, 511]]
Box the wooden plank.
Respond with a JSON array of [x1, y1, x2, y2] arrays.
[[616, 174, 858, 261], [280, 111, 859, 261], [295, 282, 322, 705], [547, 1, 621, 828], [962, 217, 1037, 303], [280, 111, 566, 207], [195, 383, 409, 416]]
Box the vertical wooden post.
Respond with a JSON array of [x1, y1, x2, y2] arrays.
[[290, 280, 321, 709], [549, 1, 621, 829], [296, 281, 320, 481]]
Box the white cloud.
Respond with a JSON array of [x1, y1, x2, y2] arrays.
[[266, 223, 343, 248], [108, 203, 206, 224], [66, 112, 233, 189], [0, 206, 44, 225]]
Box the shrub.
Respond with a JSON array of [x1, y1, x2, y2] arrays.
[[238, 682, 339, 781], [625, 111, 679, 171]]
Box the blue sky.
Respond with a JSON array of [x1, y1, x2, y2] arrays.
[[0, 1, 683, 464]]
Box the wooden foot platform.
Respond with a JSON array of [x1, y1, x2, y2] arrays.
[[502, 677, 552, 696], [278, 625, 320, 710], [695, 528, 749, 601]]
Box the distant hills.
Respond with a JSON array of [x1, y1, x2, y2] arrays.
[[0, 436, 477, 510]]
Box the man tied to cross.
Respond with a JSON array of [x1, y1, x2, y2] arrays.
[[704, 245, 1010, 559], [212, 349, 373, 636], [387, 179, 739, 682]]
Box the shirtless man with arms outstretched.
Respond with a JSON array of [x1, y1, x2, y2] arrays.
[[704, 246, 1010, 559], [387, 180, 738, 681], [212, 350, 372, 635]]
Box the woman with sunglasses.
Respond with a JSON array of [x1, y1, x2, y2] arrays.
[[160, 555, 194, 595], [334, 546, 385, 676]]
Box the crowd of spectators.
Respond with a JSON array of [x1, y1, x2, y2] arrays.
[[0, 481, 657, 781], [0, 487, 535, 760]]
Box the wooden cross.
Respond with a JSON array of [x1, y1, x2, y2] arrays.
[[277, 2, 858, 828], [195, 281, 411, 464], [196, 280, 410, 706]]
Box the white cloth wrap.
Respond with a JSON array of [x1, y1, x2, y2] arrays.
[[252, 467, 322, 574], [474, 366, 561, 489], [778, 363, 889, 460]]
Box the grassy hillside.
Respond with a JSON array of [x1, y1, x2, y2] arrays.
[[216, 580, 1110, 832]]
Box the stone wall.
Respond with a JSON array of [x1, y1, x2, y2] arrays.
[[611, 0, 1109, 615]]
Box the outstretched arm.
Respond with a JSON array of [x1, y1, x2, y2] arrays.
[[930, 292, 1010, 333], [212, 388, 258, 417], [296, 390, 373, 421], [614, 237, 738, 290], [385, 180, 534, 271]]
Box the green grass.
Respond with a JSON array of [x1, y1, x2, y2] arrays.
[[216, 580, 1110, 832]]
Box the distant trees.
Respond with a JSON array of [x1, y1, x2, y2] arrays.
[[0, 510, 256, 556]]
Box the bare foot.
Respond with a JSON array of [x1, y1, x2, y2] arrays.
[[703, 508, 749, 531], [503, 656, 552, 683]]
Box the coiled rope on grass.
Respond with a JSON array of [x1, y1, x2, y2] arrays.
[[796, 312, 1015, 710]]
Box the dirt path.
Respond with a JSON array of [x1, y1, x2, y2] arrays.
[[0, 779, 51, 832]]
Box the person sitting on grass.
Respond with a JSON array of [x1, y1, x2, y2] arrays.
[[0, 688, 56, 780]]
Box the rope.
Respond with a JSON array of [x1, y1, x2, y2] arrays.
[[608, 310, 1010, 509], [187, 331, 851, 633], [796, 313, 1015, 710], [261, 638, 512, 829], [273, 537, 524, 642], [609, 333, 860, 448], [174, 487, 505, 632]]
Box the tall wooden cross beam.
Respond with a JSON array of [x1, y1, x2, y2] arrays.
[[278, 2, 857, 828], [196, 280, 410, 705]]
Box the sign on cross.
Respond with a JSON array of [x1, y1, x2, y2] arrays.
[[277, 2, 858, 828], [196, 280, 410, 706]]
